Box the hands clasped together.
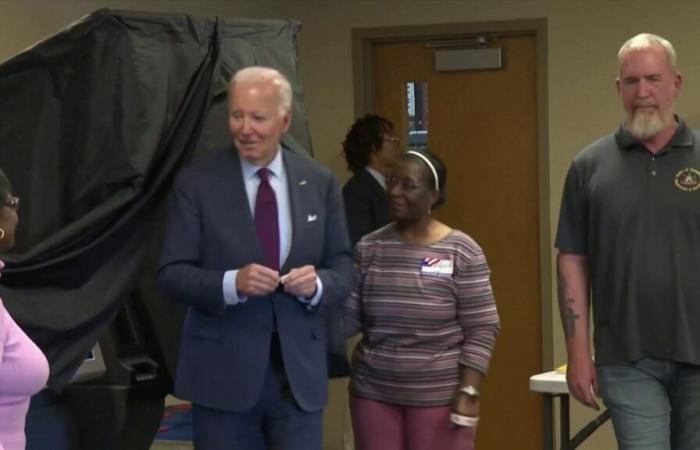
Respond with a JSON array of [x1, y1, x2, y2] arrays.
[[236, 263, 318, 298]]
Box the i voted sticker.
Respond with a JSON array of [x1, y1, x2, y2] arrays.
[[420, 257, 454, 276]]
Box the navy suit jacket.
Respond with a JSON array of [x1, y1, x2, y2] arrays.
[[157, 147, 354, 412], [342, 169, 390, 246]]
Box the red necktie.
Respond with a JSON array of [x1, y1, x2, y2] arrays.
[[255, 168, 279, 270]]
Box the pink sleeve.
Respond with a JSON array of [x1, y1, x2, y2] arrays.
[[0, 298, 7, 367], [344, 244, 364, 338], [455, 242, 500, 374], [0, 263, 5, 368]]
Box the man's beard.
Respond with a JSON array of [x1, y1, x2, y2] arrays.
[[626, 106, 674, 140]]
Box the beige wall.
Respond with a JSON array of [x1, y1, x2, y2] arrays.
[[5, 1, 700, 449]]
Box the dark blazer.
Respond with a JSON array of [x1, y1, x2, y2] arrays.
[[342, 169, 391, 246], [156, 148, 354, 412]]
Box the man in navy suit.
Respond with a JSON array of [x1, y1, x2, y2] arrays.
[[157, 66, 354, 450], [341, 114, 402, 246]]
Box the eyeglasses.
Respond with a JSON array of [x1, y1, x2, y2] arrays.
[[385, 137, 401, 146], [4, 196, 19, 210], [386, 175, 424, 192]]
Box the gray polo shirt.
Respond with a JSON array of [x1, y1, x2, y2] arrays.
[[556, 120, 700, 366]]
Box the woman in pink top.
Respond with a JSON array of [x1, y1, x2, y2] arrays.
[[0, 169, 49, 450], [345, 150, 500, 450]]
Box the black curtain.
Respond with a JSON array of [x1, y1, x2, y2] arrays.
[[0, 8, 313, 391]]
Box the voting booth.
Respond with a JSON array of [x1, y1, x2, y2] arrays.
[[0, 9, 312, 449]]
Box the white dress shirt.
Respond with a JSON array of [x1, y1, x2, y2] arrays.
[[222, 147, 323, 307]]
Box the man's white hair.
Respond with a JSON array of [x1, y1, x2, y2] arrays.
[[230, 66, 293, 116], [618, 33, 677, 71]]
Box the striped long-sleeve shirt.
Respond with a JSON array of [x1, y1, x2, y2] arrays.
[[345, 225, 500, 406]]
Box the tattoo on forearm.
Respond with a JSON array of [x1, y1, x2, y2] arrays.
[[564, 299, 579, 338], [557, 274, 579, 339]]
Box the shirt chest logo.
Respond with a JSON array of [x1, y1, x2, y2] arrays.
[[674, 168, 700, 192]]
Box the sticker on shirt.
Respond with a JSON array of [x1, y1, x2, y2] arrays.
[[674, 168, 700, 192], [420, 257, 454, 276]]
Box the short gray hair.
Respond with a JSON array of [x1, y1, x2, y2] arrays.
[[618, 33, 677, 71], [230, 66, 292, 116]]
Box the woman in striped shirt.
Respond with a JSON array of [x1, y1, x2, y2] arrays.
[[345, 149, 500, 450]]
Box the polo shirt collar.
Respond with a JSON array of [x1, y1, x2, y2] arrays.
[[616, 116, 694, 151]]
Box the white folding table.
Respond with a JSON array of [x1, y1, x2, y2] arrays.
[[529, 370, 611, 450]]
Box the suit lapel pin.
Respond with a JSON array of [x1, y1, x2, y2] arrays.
[[307, 214, 317, 222], [299, 180, 307, 186]]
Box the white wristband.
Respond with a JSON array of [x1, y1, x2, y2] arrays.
[[450, 413, 479, 427]]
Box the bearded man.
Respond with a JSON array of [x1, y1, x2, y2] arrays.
[[556, 33, 700, 450]]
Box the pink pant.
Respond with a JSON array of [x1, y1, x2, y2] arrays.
[[350, 396, 476, 450]]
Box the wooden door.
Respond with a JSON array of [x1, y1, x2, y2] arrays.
[[373, 35, 542, 450]]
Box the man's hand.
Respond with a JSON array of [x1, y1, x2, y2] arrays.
[[236, 264, 279, 297], [281, 265, 318, 298], [566, 353, 600, 410]]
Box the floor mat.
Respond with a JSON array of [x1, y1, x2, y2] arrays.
[[154, 403, 193, 443]]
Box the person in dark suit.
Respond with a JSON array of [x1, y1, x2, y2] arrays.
[[341, 115, 403, 246], [156, 66, 354, 450]]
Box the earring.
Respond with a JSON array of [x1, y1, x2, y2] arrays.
[[0, 228, 4, 239]]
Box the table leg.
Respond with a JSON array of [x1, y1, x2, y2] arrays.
[[543, 394, 553, 450], [560, 394, 570, 450]]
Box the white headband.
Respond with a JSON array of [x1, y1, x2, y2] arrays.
[[406, 150, 440, 192]]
